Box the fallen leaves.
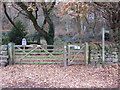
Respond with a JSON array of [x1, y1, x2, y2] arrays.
[[0, 63, 119, 88]]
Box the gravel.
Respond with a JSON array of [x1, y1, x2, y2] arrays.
[[0, 63, 119, 88]]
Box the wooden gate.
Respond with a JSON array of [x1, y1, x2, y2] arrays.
[[14, 45, 65, 64], [7, 43, 89, 66], [67, 43, 89, 65]]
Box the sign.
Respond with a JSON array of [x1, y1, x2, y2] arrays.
[[68, 45, 80, 49], [8, 43, 12, 47], [22, 38, 26, 45]]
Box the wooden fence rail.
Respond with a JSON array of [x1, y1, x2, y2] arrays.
[[7, 43, 89, 66]]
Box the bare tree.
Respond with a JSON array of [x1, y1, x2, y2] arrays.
[[3, 1, 56, 45], [94, 2, 120, 43]]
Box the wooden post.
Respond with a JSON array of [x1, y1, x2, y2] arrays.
[[23, 45, 25, 52], [64, 43, 67, 66], [85, 42, 89, 65], [67, 45, 70, 65], [8, 43, 15, 65], [12, 43, 15, 64], [0, 3, 2, 45], [102, 27, 105, 65], [118, 45, 120, 63]]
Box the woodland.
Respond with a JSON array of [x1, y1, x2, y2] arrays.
[[1, 2, 120, 45], [0, 1, 120, 88]]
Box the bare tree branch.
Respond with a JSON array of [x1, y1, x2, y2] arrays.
[[16, 2, 47, 36], [13, 10, 29, 21], [3, 3, 18, 30], [48, 2, 56, 13], [35, 6, 38, 19], [13, 10, 22, 21], [12, 4, 28, 16]]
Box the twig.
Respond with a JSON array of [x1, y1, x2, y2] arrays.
[[12, 4, 28, 16]]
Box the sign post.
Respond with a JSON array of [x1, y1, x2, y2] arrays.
[[102, 27, 105, 65], [8, 43, 15, 65], [22, 38, 26, 46], [22, 38, 26, 51], [0, 2, 2, 45]]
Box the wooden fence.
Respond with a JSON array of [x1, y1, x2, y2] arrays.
[[1, 43, 118, 66], [7, 43, 89, 66]]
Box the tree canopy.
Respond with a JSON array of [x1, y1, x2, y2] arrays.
[[3, 1, 56, 45], [2, 1, 120, 44]]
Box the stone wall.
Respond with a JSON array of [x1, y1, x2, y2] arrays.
[[89, 43, 119, 65], [0, 45, 8, 66]]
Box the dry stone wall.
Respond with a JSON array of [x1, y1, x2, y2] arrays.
[[89, 43, 119, 65], [0, 45, 8, 66]]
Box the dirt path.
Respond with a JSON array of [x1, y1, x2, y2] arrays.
[[0, 63, 119, 88]]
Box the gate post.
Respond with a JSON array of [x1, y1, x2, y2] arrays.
[[64, 43, 67, 66], [85, 42, 89, 65], [8, 43, 15, 65]]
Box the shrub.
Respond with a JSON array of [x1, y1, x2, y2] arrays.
[[2, 36, 9, 45], [8, 20, 27, 45], [27, 41, 38, 45], [54, 36, 64, 45]]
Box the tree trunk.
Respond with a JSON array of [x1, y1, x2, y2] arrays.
[[3, 3, 18, 30], [43, 8, 55, 45], [17, 2, 55, 46], [74, 17, 82, 43], [5, 2, 55, 48], [44, 15, 54, 51], [37, 36, 41, 45], [110, 11, 120, 43], [16, 2, 47, 37]]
